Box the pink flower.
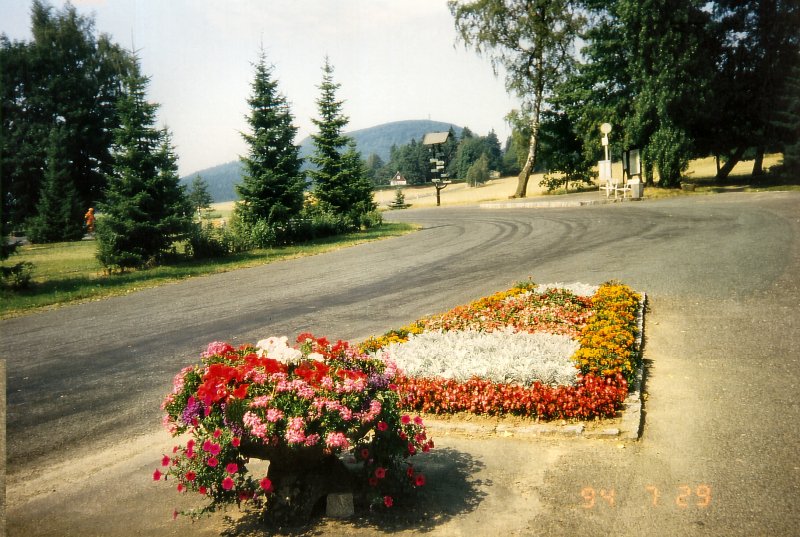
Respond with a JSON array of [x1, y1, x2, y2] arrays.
[[265, 408, 284, 422], [161, 455, 170, 466], [202, 440, 213, 452], [383, 495, 394, 508], [259, 477, 273, 492], [203, 341, 233, 358], [153, 469, 162, 481], [209, 442, 221, 455], [226, 462, 238, 474], [377, 421, 388, 432], [375, 467, 386, 479], [222, 477, 234, 490], [325, 432, 350, 450], [401, 415, 411, 425], [414, 416, 424, 425], [285, 417, 307, 445], [207, 456, 219, 467]]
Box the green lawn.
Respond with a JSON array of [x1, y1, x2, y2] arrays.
[[1, 223, 416, 318]]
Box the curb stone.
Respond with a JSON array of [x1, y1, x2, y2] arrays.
[[421, 292, 647, 441], [479, 197, 630, 209]]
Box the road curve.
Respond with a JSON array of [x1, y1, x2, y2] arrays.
[[2, 191, 798, 536]]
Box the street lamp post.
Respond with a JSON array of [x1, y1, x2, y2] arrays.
[[600, 122, 612, 161]]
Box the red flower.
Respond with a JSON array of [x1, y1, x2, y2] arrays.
[[222, 477, 234, 491], [360, 448, 370, 460], [368, 477, 379, 487], [231, 437, 241, 447], [153, 469, 162, 481], [383, 495, 394, 508], [213, 429, 222, 438], [226, 462, 238, 474], [377, 421, 388, 431], [161, 455, 170, 466], [185, 471, 196, 482], [207, 457, 218, 467], [177, 483, 185, 493], [199, 486, 207, 495], [400, 415, 411, 425], [259, 477, 273, 492], [231, 383, 249, 399], [415, 474, 426, 487], [375, 467, 386, 479]]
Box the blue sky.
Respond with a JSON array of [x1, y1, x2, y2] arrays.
[[3, 0, 518, 176]]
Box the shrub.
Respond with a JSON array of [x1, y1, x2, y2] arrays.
[[0, 261, 34, 290]]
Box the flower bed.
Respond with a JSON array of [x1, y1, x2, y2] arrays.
[[158, 335, 432, 520], [156, 279, 641, 520], [361, 281, 642, 420]]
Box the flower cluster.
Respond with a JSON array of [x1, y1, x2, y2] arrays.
[[365, 281, 642, 420], [397, 372, 628, 419], [572, 282, 641, 382], [157, 334, 431, 517], [359, 283, 592, 352]]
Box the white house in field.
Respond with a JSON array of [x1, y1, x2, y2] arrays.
[[389, 171, 407, 186]]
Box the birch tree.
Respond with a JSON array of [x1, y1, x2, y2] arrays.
[[449, 0, 584, 198]]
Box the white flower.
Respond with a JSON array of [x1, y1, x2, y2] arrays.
[[308, 352, 325, 362], [382, 328, 580, 387], [256, 336, 302, 364]]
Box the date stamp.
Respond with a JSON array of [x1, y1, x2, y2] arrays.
[[580, 485, 712, 509]]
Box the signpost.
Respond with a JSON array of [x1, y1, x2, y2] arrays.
[[422, 132, 451, 206]]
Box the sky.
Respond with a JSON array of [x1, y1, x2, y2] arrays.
[[2, 0, 520, 176]]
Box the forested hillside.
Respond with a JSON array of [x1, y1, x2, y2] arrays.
[[181, 119, 463, 202]]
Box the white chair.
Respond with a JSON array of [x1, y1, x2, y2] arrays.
[[598, 160, 615, 197]]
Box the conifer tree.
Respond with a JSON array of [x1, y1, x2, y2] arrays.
[[235, 51, 304, 231], [96, 63, 191, 271], [308, 58, 376, 226], [26, 125, 85, 243]]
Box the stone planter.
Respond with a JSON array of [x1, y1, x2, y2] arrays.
[[239, 424, 371, 524]]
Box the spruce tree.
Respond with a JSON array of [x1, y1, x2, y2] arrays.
[[187, 174, 214, 217], [309, 58, 350, 210], [96, 64, 191, 271], [235, 51, 304, 232], [309, 58, 376, 227], [26, 125, 85, 243]]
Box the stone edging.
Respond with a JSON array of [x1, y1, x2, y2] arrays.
[[421, 292, 648, 441]]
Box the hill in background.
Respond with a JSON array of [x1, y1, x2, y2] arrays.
[[181, 119, 463, 202]]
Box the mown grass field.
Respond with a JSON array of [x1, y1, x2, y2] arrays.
[[1, 223, 416, 318]]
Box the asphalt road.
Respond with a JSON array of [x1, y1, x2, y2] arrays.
[[3, 191, 799, 536]]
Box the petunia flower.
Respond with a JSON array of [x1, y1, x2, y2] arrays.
[[226, 462, 238, 474], [222, 477, 234, 491], [153, 469, 162, 481]]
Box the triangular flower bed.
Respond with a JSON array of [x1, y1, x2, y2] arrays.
[[360, 281, 643, 421]]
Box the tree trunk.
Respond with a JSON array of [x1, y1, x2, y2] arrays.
[[752, 146, 765, 176], [513, 95, 543, 199], [716, 146, 746, 181]]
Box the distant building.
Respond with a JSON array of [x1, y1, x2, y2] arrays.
[[390, 171, 407, 186]]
